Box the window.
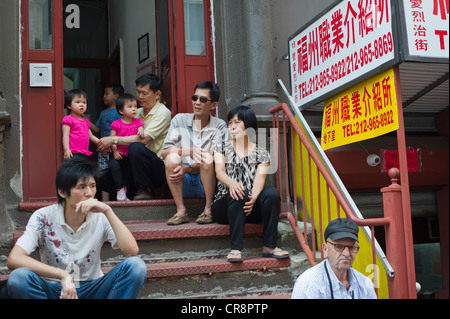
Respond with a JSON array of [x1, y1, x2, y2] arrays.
[[29, 0, 53, 50], [184, 0, 206, 55]]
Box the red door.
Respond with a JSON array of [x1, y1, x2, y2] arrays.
[[173, 0, 215, 114], [21, 0, 64, 202]]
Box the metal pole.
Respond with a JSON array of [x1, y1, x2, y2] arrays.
[[382, 168, 408, 298], [393, 66, 417, 299]]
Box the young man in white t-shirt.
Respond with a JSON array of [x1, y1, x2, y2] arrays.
[[4, 157, 147, 299]]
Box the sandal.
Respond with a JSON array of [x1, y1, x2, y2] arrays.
[[262, 247, 290, 260], [227, 250, 243, 263], [133, 187, 153, 200], [167, 213, 190, 226], [196, 211, 213, 224]]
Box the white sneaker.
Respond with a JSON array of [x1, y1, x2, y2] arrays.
[[117, 188, 130, 201]]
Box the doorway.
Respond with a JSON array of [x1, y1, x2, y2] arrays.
[[63, 0, 109, 125], [173, 0, 215, 113], [63, 0, 215, 118], [21, 0, 216, 202]]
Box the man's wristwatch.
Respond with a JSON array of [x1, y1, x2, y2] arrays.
[[113, 137, 119, 145], [188, 164, 192, 173]]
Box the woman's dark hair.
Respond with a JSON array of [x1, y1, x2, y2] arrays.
[[195, 81, 221, 102], [65, 89, 88, 109], [56, 157, 100, 204], [227, 105, 258, 131], [116, 93, 137, 114]]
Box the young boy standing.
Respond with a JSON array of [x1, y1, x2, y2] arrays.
[[91, 84, 124, 166], [5, 157, 147, 299], [91, 84, 124, 200]]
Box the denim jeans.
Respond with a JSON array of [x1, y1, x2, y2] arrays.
[[182, 173, 206, 199], [5, 257, 147, 299]]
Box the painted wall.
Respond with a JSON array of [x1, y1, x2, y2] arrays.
[[271, 0, 335, 103], [108, 0, 158, 93], [0, 0, 21, 245]]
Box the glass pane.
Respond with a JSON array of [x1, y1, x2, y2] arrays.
[[64, 68, 102, 123], [184, 0, 206, 55], [29, 0, 53, 50], [158, 0, 173, 111], [63, 0, 107, 59]]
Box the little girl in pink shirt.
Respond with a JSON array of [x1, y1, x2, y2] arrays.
[[61, 89, 100, 161], [109, 94, 144, 201]]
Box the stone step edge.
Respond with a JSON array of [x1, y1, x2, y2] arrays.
[[104, 256, 291, 279], [19, 198, 206, 212], [1, 256, 290, 283], [172, 291, 292, 299], [147, 285, 293, 299], [13, 221, 264, 243]]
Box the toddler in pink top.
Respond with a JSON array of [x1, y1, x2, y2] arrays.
[[61, 89, 100, 161], [109, 94, 145, 201]]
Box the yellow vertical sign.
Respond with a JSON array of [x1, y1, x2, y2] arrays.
[[321, 68, 399, 151]]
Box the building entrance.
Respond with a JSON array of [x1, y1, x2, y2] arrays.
[[21, 0, 215, 202]]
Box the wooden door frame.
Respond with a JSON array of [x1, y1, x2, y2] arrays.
[[173, 0, 215, 114], [21, 0, 64, 202], [156, 0, 177, 115]]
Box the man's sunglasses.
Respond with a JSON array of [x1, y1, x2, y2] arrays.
[[192, 95, 212, 103]]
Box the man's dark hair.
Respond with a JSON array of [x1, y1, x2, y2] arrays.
[[105, 83, 125, 96], [194, 81, 220, 102], [135, 74, 162, 92], [116, 93, 137, 114], [56, 157, 100, 204], [227, 105, 258, 131], [65, 89, 88, 109]]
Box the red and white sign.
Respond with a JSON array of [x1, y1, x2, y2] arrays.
[[402, 0, 449, 60], [384, 149, 420, 173], [289, 0, 396, 110]]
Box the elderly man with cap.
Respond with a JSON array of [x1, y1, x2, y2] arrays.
[[291, 218, 377, 299]]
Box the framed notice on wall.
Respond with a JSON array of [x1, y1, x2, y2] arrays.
[[138, 33, 149, 64]]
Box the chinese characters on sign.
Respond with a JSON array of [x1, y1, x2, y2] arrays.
[[402, 0, 449, 59], [321, 68, 399, 150], [384, 149, 420, 173], [289, 0, 396, 110]]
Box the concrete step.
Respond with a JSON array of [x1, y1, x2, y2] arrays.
[[114, 253, 292, 299], [0, 254, 292, 299], [13, 220, 265, 246], [18, 199, 206, 224], [3, 201, 314, 299]]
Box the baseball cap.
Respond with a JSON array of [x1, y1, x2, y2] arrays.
[[324, 218, 359, 242]]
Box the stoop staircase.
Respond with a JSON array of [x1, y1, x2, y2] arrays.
[[1, 198, 313, 299]]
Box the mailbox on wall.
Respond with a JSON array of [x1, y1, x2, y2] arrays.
[[29, 63, 53, 87]]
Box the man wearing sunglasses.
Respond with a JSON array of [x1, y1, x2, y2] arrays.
[[291, 218, 377, 299], [162, 81, 227, 226]]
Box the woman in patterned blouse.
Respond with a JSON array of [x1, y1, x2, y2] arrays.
[[212, 105, 289, 263]]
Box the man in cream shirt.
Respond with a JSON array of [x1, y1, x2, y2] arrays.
[[97, 74, 172, 200]]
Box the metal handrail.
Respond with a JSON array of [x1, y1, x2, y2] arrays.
[[270, 81, 395, 291]]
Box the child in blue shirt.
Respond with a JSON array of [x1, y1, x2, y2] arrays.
[[91, 84, 124, 200]]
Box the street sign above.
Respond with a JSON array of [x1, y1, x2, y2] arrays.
[[288, 0, 400, 111]]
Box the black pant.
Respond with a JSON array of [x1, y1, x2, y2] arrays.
[[211, 186, 281, 251], [109, 156, 132, 190], [128, 143, 166, 192]]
